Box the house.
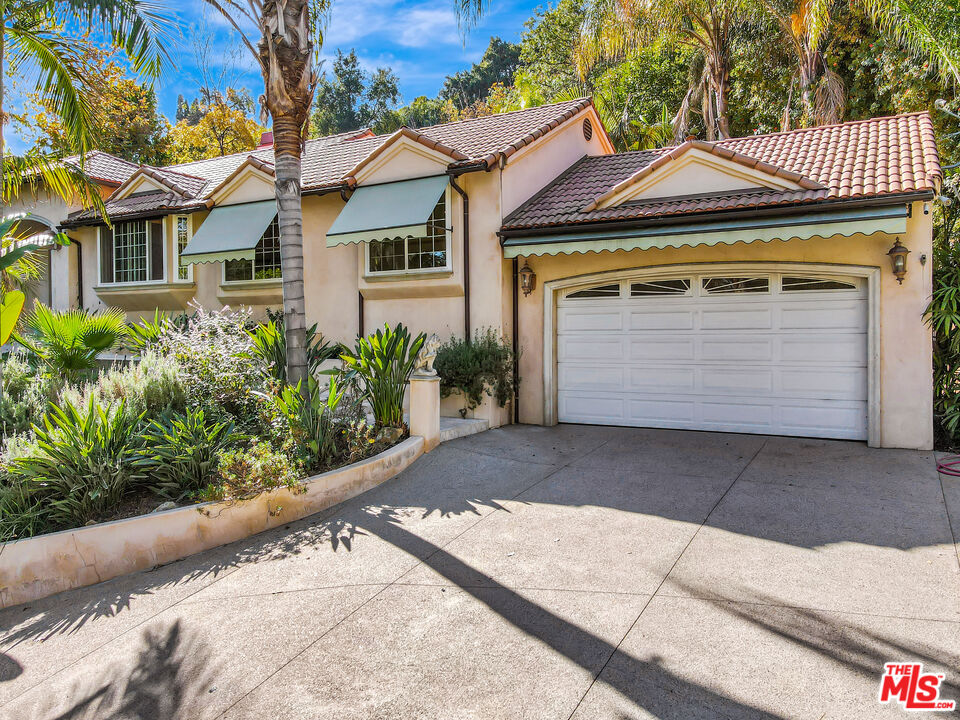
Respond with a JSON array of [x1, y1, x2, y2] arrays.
[[42, 99, 940, 449], [6, 151, 139, 309]]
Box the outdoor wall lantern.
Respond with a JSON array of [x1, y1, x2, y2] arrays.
[[888, 239, 910, 285], [519, 262, 537, 296]]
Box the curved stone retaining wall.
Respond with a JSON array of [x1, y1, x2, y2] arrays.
[[0, 436, 424, 609]]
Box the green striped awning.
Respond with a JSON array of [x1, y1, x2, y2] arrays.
[[327, 175, 448, 247], [180, 200, 277, 264], [500, 205, 909, 258]]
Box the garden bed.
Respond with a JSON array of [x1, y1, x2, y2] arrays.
[[0, 436, 424, 609]]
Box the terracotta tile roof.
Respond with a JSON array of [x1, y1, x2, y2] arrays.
[[61, 151, 139, 186], [503, 112, 942, 231], [64, 99, 596, 226]]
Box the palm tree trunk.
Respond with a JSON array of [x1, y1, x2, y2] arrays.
[[273, 117, 308, 388]]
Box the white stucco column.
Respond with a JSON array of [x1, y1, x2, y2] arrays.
[[409, 375, 441, 452]]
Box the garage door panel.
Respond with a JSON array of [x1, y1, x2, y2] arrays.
[[780, 368, 867, 400], [701, 308, 772, 330], [780, 303, 865, 330], [560, 338, 625, 361], [557, 270, 868, 440], [781, 336, 866, 363], [627, 398, 696, 423], [701, 368, 774, 393], [628, 366, 696, 392], [630, 338, 696, 361], [559, 365, 624, 391], [559, 394, 625, 421], [559, 309, 623, 332], [628, 310, 695, 331], [701, 339, 773, 362]]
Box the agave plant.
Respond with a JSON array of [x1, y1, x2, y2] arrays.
[[16, 304, 128, 384], [341, 323, 426, 428]]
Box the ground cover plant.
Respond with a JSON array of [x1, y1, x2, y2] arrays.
[[0, 306, 419, 540]]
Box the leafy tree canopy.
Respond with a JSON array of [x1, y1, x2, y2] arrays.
[[310, 50, 401, 136], [19, 46, 169, 165], [440, 37, 522, 109]]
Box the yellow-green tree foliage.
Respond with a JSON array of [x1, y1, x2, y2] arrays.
[[29, 47, 170, 165], [167, 99, 267, 163]]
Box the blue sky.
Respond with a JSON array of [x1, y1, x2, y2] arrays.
[[8, 0, 542, 153]]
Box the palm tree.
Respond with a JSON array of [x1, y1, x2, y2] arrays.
[[199, 0, 330, 386], [16, 304, 128, 384], [759, 0, 960, 129], [1, 0, 172, 201], [579, 0, 747, 140]]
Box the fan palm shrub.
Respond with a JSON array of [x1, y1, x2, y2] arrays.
[[341, 323, 425, 428], [16, 304, 128, 384]]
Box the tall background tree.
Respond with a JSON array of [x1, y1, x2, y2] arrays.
[[310, 49, 400, 135], [17, 46, 170, 165]]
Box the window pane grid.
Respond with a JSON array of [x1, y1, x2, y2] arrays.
[[567, 283, 621, 299], [702, 277, 769, 294], [368, 197, 447, 274], [176, 216, 190, 280], [781, 276, 857, 292], [224, 216, 283, 281], [631, 279, 690, 297], [113, 221, 147, 283]]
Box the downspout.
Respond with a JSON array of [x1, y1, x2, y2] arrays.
[[447, 173, 470, 341], [74, 238, 83, 309], [512, 256, 519, 424]]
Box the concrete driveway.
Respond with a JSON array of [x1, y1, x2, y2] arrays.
[[2, 425, 959, 719]]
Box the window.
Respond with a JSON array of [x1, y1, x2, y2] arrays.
[[781, 276, 857, 292], [99, 220, 164, 285], [175, 216, 192, 281], [631, 279, 690, 297], [224, 216, 282, 282], [566, 283, 621, 299], [702, 276, 769, 294], [367, 197, 448, 274]]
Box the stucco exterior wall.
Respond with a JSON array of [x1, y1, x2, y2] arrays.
[[513, 201, 933, 449]]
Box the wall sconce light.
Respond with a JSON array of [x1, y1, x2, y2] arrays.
[[519, 262, 537, 296], [888, 239, 910, 285]]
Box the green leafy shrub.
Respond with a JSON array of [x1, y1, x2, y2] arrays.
[[5, 398, 142, 533], [122, 310, 180, 354], [435, 329, 518, 417], [59, 351, 188, 426], [0, 473, 46, 542], [0, 352, 59, 436], [341, 323, 425, 427], [156, 304, 266, 430], [926, 180, 960, 441], [198, 442, 304, 503], [268, 376, 344, 471], [133, 408, 241, 501], [16, 304, 128, 384], [247, 319, 340, 385]]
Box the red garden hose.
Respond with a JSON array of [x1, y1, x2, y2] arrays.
[[937, 455, 960, 476]]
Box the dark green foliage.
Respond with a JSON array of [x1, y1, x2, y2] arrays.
[[197, 442, 304, 503], [247, 319, 339, 385], [441, 37, 522, 109], [341, 323, 425, 428], [133, 408, 241, 501], [925, 176, 960, 441], [269, 376, 344, 471], [5, 398, 142, 534], [434, 329, 517, 417], [311, 50, 400, 135]]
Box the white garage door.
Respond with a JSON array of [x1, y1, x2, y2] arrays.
[[556, 271, 868, 440]]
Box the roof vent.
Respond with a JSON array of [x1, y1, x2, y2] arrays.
[[582, 118, 593, 141], [257, 131, 274, 149]]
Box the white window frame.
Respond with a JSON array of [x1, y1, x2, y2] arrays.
[[97, 220, 167, 287], [364, 190, 452, 278], [221, 215, 283, 285], [174, 215, 193, 282]]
